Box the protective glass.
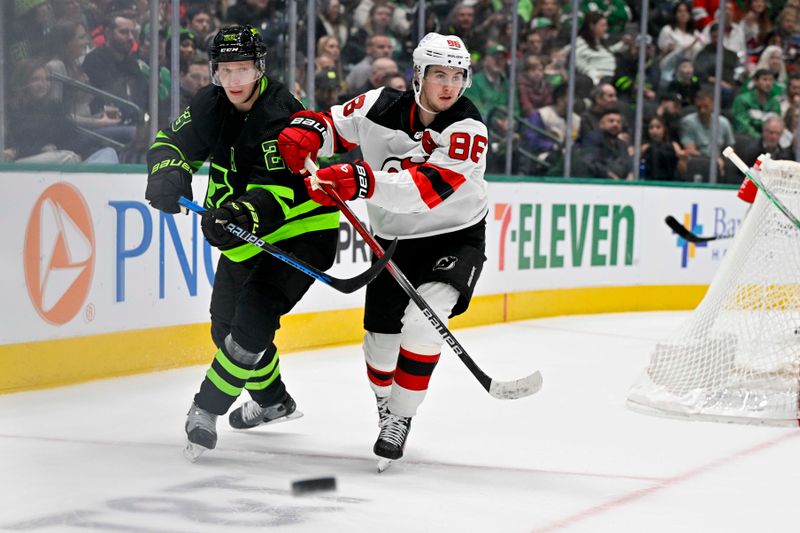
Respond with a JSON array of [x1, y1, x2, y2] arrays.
[[424, 70, 467, 88], [210, 61, 262, 88]]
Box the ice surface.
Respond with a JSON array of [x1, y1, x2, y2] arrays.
[[1, 312, 798, 532]]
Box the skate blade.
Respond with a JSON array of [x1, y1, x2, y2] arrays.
[[183, 442, 208, 462], [377, 458, 393, 473], [261, 410, 304, 428]]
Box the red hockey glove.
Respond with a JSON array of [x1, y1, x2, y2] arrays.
[[278, 110, 328, 174], [305, 161, 375, 206], [200, 200, 260, 249]]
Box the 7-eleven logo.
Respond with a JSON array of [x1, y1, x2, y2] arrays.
[[494, 203, 512, 271]]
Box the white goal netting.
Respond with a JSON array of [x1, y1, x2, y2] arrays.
[[628, 158, 800, 425]]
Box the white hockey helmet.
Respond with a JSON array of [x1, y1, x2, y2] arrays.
[[412, 33, 472, 105]]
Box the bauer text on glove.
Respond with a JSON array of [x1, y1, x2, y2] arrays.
[[277, 110, 327, 174], [305, 161, 374, 206], [146, 165, 192, 214]]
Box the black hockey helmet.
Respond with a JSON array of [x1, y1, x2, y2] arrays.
[[208, 25, 267, 87]]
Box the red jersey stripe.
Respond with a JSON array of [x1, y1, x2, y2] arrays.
[[410, 163, 467, 209]]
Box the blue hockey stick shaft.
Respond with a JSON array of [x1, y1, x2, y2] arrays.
[[177, 196, 395, 293]]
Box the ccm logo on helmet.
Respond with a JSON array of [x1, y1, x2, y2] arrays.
[[447, 40, 462, 48]]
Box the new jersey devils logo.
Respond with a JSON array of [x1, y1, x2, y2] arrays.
[[381, 155, 429, 173], [433, 256, 458, 271]]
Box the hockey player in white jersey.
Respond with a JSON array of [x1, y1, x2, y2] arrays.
[[276, 33, 489, 468]]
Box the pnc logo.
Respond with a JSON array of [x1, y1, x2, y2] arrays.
[[24, 183, 95, 325]]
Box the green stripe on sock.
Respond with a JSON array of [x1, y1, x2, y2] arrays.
[[244, 368, 280, 391], [206, 367, 243, 397], [214, 349, 254, 380], [251, 353, 279, 378]]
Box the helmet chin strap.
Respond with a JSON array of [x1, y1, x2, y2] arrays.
[[244, 75, 261, 101], [413, 78, 439, 115]]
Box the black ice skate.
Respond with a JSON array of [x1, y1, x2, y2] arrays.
[[374, 412, 412, 472], [184, 402, 218, 462], [228, 392, 303, 429]]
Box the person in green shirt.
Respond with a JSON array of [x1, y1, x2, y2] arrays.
[[732, 68, 783, 138]]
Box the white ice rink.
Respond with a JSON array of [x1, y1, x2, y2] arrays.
[[2, 311, 799, 532]]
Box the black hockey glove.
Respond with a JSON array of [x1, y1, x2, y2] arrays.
[[145, 166, 192, 214], [201, 200, 260, 249]]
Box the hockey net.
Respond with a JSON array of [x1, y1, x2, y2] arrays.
[[628, 158, 800, 426]]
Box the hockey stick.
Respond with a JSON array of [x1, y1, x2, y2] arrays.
[[178, 196, 396, 294], [664, 215, 733, 243], [723, 147, 800, 230], [304, 159, 543, 400]]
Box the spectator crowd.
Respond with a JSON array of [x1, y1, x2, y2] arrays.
[[3, 0, 800, 180]]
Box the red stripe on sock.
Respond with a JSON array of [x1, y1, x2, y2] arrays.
[[394, 367, 433, 391], [399, 347, 441, 364], [366, 362, 394, 387]]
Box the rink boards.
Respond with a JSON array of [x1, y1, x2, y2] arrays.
[[0, 165, 747, 392]]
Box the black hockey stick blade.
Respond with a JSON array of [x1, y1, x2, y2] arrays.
[[664, 215, 725, 243], [308, 176, 543, 400], [178, 196, 396, 293]]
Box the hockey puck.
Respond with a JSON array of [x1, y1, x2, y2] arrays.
[[291, 476, 337, 495]]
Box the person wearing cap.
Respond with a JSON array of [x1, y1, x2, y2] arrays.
[[164, 28, 198, 74], [575, 107, 633, 180], [145, 25, 340, 461], [277, 32, 490, 470], [315, 69, 343, 110]]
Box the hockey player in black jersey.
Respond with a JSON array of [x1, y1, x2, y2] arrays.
[[144, 25, 339, 460], [276, 33, 489, 469]]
